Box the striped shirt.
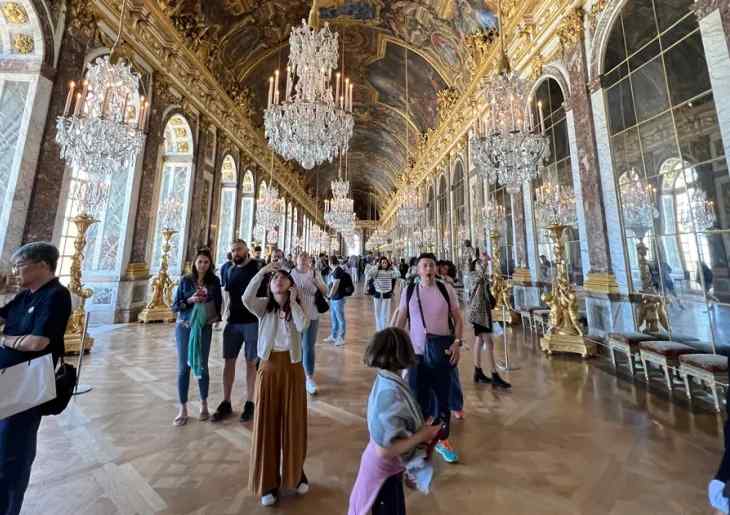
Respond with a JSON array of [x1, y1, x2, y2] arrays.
[[290, 268, 321, 320], [367, 268, 401, 294]]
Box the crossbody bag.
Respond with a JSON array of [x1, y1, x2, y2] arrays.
[[415, 285, 455, 369]]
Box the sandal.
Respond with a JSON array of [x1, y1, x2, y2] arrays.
[[199, 410, 210, 421], [173, 414, 188, 426]]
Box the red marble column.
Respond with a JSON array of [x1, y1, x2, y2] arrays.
[[128, 75, 168, 264], [187, 117, 214, 259], [564, 35, 612, 274], [511, 189, 528, 267], [22, 28, 90, 243]]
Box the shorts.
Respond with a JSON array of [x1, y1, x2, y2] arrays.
[[709, 479, 729, 514], [473, 323, 492, 335], [223, 322, 258, 361]]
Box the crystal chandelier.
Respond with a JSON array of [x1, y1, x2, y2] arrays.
[[256, 182, 284, 234], [619, 168, 658, 238], [682, 189, 716, 232], [534, 181, 577, 227], [469, 0, 548, 194], [481, 199, 506, 234], [264, 0, 354, 169], [159, 196, 184, 230], [397, 176, 421, 229], [56, 0, 146, 181]]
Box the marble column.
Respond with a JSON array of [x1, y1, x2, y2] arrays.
[[565, 109, 591, 279], [522, 181, 538, 282], [563, 32, 618, 294], [22, 27, 91, 244], [187, 116, 213, 260]]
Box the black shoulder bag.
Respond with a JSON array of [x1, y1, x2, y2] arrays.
[[39, 356, 77, 416], [415, 284, 455, 369]]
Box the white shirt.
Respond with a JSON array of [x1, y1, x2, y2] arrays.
[[272, 316, 292, 352]]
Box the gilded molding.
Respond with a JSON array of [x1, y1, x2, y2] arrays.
[[691, 0, 723, 20], [92, 0, 322, 224], [11, 33, 33, 53], [2, 2, 28, 24], [588, 0, 609, 31], [557, 8, 585, 53]]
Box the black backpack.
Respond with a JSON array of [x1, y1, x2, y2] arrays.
[[39, 358, 77, 416], [405, 280, 454, 331], [339, 270, 355, 297]]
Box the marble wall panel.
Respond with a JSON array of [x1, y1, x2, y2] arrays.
[[129, 77, 166, 264], [522, 183, 538, 281], [187, 119, 213, 260], [22, 30, 88, 244], [590, 89, 630, 292], [566, 110, 592, 278], [564, 41, 611, 274], [511, 187, 528, 267]]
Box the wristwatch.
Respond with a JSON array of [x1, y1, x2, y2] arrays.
[[453, 338, 463, 347]]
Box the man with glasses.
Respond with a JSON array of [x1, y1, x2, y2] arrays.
[[0, 242, 72, 515]]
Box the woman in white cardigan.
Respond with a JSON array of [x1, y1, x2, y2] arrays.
[[243, 262, 310, 507]]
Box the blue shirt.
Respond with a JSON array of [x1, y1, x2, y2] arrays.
[[0, 278, 72, 369]]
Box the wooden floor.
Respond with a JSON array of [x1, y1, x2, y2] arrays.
[[23, 295, 724, 515]]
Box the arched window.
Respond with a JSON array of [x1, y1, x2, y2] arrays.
[[151, 114, 194, 275], [57, 57, 142, 284], [530, 77, 583, 284], [239, 170, 255, 242], [437, 174, 449, 259], [604, 0, 728, 345], [215, 155, 237, 266]]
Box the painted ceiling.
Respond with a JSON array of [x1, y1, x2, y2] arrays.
[[161, 0, 498, 217]]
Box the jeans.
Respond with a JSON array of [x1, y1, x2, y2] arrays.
[[300, 318, 320, 377], [407, 355, 452, 440], [0, 407, 42, 515], [330, 298, 346, 339], [449, 366, 464, 411], [176, 323, 212, 404], [373, 297, 392, 331]]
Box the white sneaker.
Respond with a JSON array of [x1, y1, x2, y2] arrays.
[[306, 377, 318, 395], [260, 493, 277, 506], [296, 481, 310, 495], [322, 335, 336, 343], [334, 338, 345, 347]]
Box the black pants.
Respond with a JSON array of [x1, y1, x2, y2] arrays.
[[407, 356, 451, 440], [372, 473, 405, 515]]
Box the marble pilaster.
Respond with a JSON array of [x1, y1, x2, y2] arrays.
[[510, 188, 528, 268], [698, 8, 730, 162], [590, 88, 630, 292], [565, 109, 592, 279], [522, 181, 538, 282], [563, 38, 612, 275], [22, 29, 90, 243]]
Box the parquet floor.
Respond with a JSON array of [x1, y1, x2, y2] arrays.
[[22, 294, 725, 515]]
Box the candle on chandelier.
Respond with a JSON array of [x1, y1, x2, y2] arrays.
[[335, 72, 341, 103], [285, 66, 291, 101], [340, 95, 344, 110], [274, 69, 280, 105], [121, 92, 129, 124], [538, 100, 545, 134], [76, 80, 89, 117], [344, 77, 350, 108], [137, 96, 146, 128], [267, 76, 274, 107], [348, 83, 354, 112], [63, 81, 76, 117], [529, 99, 535, 131]]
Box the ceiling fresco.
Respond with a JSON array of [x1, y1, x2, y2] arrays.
[[160, 0, 498, 214]]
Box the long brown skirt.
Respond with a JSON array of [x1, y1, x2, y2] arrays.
[[249, 351, 308, 497]]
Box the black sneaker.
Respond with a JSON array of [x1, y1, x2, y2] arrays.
[[492, 372, 512, 389], [211, 400, 232, 422], [240, 401, 255, 422], [473, 367, 492, 384]]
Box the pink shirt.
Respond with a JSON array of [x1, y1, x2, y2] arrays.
[[398, 281, 459, 355]]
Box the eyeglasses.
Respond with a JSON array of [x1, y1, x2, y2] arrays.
[[11, 261, 36, 274]]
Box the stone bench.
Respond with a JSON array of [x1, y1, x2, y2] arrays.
[[607, 332, 669, 376], [679, 353, 728, 412], [639, 340, 697, 391]]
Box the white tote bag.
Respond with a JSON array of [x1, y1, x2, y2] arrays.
[[0, 354, 57, 420]]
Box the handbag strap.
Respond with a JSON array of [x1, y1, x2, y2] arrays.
[[414, 284, 429, 333]]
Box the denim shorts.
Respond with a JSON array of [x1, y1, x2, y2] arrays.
[[223, 322, 258, 361]]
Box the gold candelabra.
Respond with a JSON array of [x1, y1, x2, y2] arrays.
[[64, 213, 98, 355], [488, 229, 519, 324], [635, 236, 669, 333], [539, 223, 594, 357], [139, 228, 177, 323]]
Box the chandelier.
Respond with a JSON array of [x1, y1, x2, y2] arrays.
[[682, 189, 716, 232], [619, 168, 658, 237], [397, 177, 421, 229], [482, 199, 506, 234], [366, 228, 387, 251], [535, 181, 577, 227], [56, 0, 145, 184], [470, 0, 548, 195], [264, 0, 354, 169], [256, 182, 284, 234]]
